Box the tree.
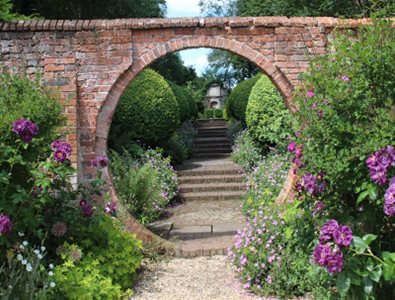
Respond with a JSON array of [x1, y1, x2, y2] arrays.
[[151, 52, 197, 86], [11, 0, 166, 19], [204, 49, 258, 89]]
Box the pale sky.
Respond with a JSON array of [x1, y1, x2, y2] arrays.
[[166, 0, 209, 75]]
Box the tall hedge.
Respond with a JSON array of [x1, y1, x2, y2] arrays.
[[168, 81, 190, 123], [226, 74, 261, 123], [246, 75, 292, 148], [109, 69, 179, 148]]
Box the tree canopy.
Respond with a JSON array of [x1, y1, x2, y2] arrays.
[[11, 0, 166, 19]]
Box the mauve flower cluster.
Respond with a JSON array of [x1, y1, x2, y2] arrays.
[[228, 204, 286, 292], [244, 150, 290, 203], [51, 140, 72, 163], [367, 146, 395, 216], [79, 199, 94, 218], [301, 172, 327, 196], [92, 155, 109, 168], [313, 219, 353, 273], [105, 201, 117, 215], [12, 118, 39, 143], [366, 146, 395, 185], [0, 214, 13, 235]]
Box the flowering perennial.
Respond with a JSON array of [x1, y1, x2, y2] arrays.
[[367, 146, 395, 216], [79, 199, 94, 218], [313, 219, 353, 273], [12, 118, 39, 143], [92, 155, 109, 168], [301, 172, 326, 196], [0, 214, 13, 234], [51, 140, 72, 163]]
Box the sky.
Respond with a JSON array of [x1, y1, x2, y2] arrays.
[[166, 0, 210, 75]]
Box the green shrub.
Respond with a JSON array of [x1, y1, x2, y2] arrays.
[[226, 74, 261, 122], [231, 130, 263, 171], [214, 108, 223, 118], [168, 81, 191, 123], [163, 124, 195, 165], [54, 257, 123, 299], [74, 216, 142, 291], [246, 76, 292, 149], [109, 69, 179, 148], [109, 148, 178, 224]]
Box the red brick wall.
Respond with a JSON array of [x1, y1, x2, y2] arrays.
[[0, 17, 377, 182]]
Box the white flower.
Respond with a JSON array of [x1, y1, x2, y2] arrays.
[[41, 246, 46, 252], [19, 245, 25, 250], [22, 241, 28, 246], [18, 232, 25, 237], [34, 249, 40, 255], [49, 263, 54, 269], [48, 271, 54, 276], [26, 263, 33, 272], [37, 254, 43, 259], [21, 259, 27, 265], [8, 285, 12, 289], [17, 254, 23, 261], [50, 282, 56, 288]]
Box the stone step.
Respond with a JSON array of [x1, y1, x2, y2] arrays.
[[193, 143, 232, 150], [179, 190, 245, 201], [177, 167, 241, 177], [196, 132, 228, 138], [174, 236, 237, 257], [178, 174, 243, 184], [192, 153, 231, 158], [192, 147, 232, 154], [193, 137, 231, 144], [170, 222, 244, 241], [197, 127, 228, 132], [179, 182, 245, 193]]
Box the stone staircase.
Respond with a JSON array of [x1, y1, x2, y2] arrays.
[[147, 119, 246, 257]]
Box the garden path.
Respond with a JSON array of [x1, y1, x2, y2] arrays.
[[147, 119, 247, 257]]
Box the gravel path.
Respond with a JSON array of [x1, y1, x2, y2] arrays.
[[131, 256, 276, 300]]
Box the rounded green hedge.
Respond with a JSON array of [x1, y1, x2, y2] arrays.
[[109, 69, 179, 148], [246, 75, 292, 147], [168, 81, 190, 123], [226, 74, 261, 123]]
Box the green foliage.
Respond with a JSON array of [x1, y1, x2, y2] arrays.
[[12, 0, 166, 19], [109, 69, 179, 148], [202, 108, 224, 119], [204, 49, 259, 89], [231, 130, 263, 170], [293, 18, 395, 211], [163, 123, 196, 165], [70, 216, 143, 291], [246, 75, 292, 149], [54, 257, 123, 299], [151, 53, 197, 86], [167, 81, 197, 123], [109, 148, 178, 224], [226, 74, 261, 123]]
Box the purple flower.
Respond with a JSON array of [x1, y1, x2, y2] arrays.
[[369, 165, 387, 185], [287, 142, 296, 152], [384, 184, 395, 216], [313, 201, 325, 216], [92, 155, 109, 168], [105, 201, 117, 215], [317, 110, 324, 118], [366, 153, 379, 167], [54, 148, 67, 162], [333, 225, 353, 247], [321, 219, 339, 237], [12, 118, 39, 143], [325, 251, 344, 273], [0, 215, 13, 234], [79, 199, 94, 218], [302, 173, 316, 195], [341, 75, 350, 82], [307, 87, 315, 97], [313, 243, 333, 266], [295, 148, 302, 158]]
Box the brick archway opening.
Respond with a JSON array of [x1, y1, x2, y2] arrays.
[[95, 38, 295, 245]]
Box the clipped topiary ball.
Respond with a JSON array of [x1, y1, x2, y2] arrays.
[[226, 74, 261, 123], [246, 75, 292, 148], [109, 69, 179, 147]]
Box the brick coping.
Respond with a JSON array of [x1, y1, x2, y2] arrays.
[[0, 17, 387, 32]]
